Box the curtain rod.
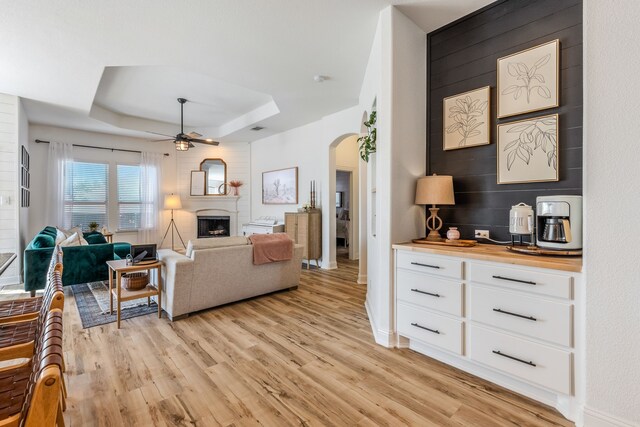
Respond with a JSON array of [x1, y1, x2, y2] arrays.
[[34, 139, 170, 156]]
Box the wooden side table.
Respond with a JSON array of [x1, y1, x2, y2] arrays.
[[103, 233, 114, 243], [106, 259, 162, 329]]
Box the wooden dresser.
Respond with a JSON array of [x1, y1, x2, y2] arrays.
[[393, 243, 583, 422], [285, 210, 322, 269]]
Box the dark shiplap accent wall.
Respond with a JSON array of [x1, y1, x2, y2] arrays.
[[427, 0, 583, 241]]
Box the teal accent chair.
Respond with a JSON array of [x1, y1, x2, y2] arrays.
[[24, 227, 131, 295]]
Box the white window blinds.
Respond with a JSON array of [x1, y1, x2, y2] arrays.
[[64, 161, 109, 230], [117, 164, 142, 231]]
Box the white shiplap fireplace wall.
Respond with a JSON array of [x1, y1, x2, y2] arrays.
[[172, 142, 251, 246]]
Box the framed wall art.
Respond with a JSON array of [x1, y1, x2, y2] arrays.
[[190, 170, 206, 196], [497, 114, 558, 184], [443, 86, 490, 150], [262, 167, 298, 204], [497, 39, 559, 119]]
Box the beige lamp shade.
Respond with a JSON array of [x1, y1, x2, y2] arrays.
[[164, 194, 183, 210], [415, 174, 455, 206]]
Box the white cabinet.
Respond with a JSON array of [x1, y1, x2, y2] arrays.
[[393, 244, 582, 422]]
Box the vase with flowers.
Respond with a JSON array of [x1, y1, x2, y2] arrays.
[[228, 180, 243, 196]]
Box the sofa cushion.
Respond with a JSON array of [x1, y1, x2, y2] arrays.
[[186, 236, 249, 257], [32, 234, 55, 248], [84, 231, 107, 245]]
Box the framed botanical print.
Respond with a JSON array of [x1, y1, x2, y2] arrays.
[[497, 39, 559, 118], [443, 86, 490, 150], [262, 167, 298, 204], [497, 114, 558, 184]]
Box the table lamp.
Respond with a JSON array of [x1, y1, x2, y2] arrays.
[[415, 174, 455, 241], [159, 193, 186, 251]]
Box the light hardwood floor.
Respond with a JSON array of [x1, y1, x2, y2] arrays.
[[2, 260, 573, 426]]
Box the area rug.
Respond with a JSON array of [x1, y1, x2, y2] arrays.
[[70, 281, 158, 329]]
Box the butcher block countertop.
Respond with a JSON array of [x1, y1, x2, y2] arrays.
[[392, 242, 582, 273]]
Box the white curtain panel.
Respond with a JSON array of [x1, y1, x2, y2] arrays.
[[138, 152, 164, 244], [45, 141, 73, 228]]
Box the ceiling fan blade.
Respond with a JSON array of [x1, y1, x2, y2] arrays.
[[146, 130, 176, 138], [190, 138, 220, 146], [189, 142, 195, 148], [150, 138, 175, 142], [187, 131, 202, 138]]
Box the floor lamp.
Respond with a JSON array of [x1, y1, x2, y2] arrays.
[[160, 194, 186, 251]]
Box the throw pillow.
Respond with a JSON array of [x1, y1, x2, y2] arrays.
[[84, 232, 107, 245], [59, 232, 82, 247], [55, 229, 67, 245], [32, 234, 55, 248], [58, 226, 88, 245]]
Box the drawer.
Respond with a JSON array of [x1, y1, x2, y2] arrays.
[[469, 325, 572, 395], [397, 269, 464, 316], [397, 302, 464, 355], [469, 286, 573, 347], [469, 263, 572, 299], [397, 250, 463, 280]]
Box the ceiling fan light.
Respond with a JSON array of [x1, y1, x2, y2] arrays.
[[175, 140, 189, 151]]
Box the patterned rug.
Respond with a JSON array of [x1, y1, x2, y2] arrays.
[[70, 281, 158, 329]]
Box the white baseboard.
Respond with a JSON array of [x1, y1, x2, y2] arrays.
[[364, 298, 392, 348], [583, 407, 637, 427], [0, 276, 20, 286], [357, 274, 367, 284]]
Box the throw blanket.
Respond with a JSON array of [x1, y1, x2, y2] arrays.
[[248, 233, 294, 265]]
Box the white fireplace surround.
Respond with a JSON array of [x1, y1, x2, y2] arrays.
[[181, 195, 242, 242]]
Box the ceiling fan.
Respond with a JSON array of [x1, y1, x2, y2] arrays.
[[148, 98, 219, 151]]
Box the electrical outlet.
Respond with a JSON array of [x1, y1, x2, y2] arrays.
[[475, 230, 490, 239]]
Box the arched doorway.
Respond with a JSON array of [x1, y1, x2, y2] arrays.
[[328, 130, 367, 284]]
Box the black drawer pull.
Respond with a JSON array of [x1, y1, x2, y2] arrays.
[[493, 308, 537, 322], [411, 322, 440, 334], [411, 262, 441, 269], [492, 275, 537, 285], [411, 288, 440, 298], [492, 350, 536, 367]]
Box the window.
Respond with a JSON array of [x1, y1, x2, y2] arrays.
[[64, 161, 108, 230], [117, 164, 142, 231]]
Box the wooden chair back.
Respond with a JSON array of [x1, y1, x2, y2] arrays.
[[20, 309, 64, 427]]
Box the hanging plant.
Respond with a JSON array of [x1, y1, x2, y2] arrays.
[[358, 110, 377, 162]]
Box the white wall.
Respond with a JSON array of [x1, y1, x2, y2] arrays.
[[18, 99, 29, 281], [365, 7, 427, 346], [0, 93, 21, 284], [28, 125, 177, 245], [250, 106, 362, 268], [583, 1, 640, 425], [174, 142, 251, 241]]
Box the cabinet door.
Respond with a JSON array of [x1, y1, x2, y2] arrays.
[[307, 211, 322, 259], [297, 214, 309, 257], [284, 213, 297, 242]]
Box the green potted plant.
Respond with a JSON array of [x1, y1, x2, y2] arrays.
[[358, 111, 377, 162], [88, 221, 99, 232]]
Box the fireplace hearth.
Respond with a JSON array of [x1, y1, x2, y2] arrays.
[[197, 215, 231, 238]]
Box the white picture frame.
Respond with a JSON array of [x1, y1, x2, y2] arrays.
[[262, 167, 298, 204], [443, 86, 490, 150], [190, 170, 206, 196], [497, 39, 559, 119], [497, 114, 559, 184]]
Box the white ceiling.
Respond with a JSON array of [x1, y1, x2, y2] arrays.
[[0, 0, 493, 143]]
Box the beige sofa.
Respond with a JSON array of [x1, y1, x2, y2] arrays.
[[157, 237, 303, 320]]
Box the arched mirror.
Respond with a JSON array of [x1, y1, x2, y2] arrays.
[[200, 158, 227, 195]]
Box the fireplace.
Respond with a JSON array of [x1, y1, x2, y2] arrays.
[[197, 215, 231, 238]]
